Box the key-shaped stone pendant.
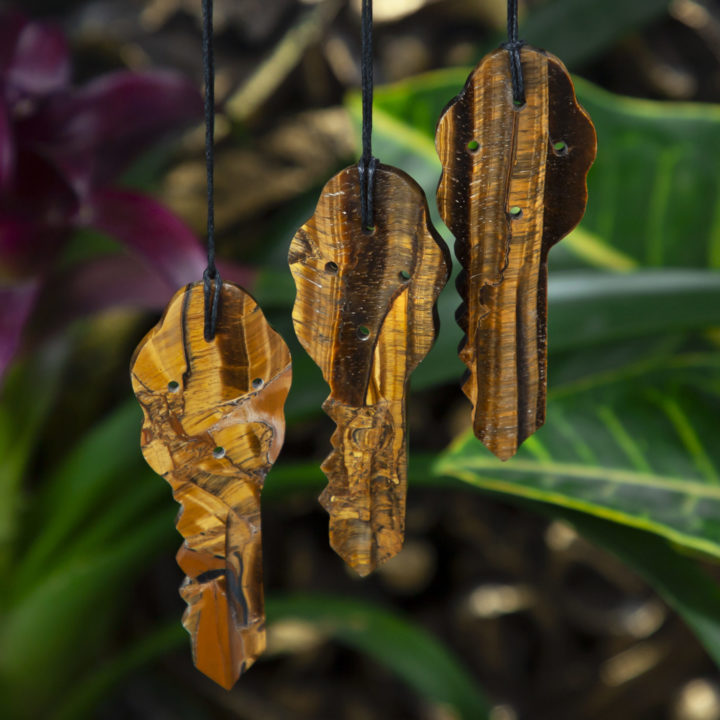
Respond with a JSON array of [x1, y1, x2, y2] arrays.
[[130, 281, 291, 689], [436, 46, 596, 461], [289, 164, 449, 576]]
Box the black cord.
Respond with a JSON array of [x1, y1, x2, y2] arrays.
[[502, 0, 525, 106], [202, 0, 221, 342], [358, 0, 377, 232]]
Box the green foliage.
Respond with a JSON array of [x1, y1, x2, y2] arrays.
[[521, 0, 671, 66], [437, 377, 720, 558], [266, 595, 490, 720], [0, 399, 172, 718]]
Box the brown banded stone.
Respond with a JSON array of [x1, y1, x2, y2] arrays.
[[436, 46, 596, 460], [130, 281, 291, 689], [289, 163, 449, 576]]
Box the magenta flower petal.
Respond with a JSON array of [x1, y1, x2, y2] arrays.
[[6, 18, 70, 98], [216, 259, 255, 291], [20, 71, 202, 196], [0, 215, 70, 279], [0, 146, 77, 276], [0, 218, 34, 270], [0, 101, 14, 191], [0, 279, 38, 377], [32, 256, 177, 338], [0, 11, 28, 76], [86, 188, 207, 288], [32, 255, 255, 341]]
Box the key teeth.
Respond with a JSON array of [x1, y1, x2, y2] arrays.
[[179, 573, 265, 689], [173, 486, 266, 690], [319, 397, 406, 576]]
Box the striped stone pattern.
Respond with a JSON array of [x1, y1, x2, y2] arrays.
[[130, 281, 292, 690], [436, 46, 596, 461], [289, 164, 449, 576]]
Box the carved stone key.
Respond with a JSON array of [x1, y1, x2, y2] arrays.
[[289, 163, 449, 576], [436, 46, 596, 460], [130, 281, 291, 689]]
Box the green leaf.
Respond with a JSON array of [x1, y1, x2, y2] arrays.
[[54, 622, 187, 720], [436, 374, 720, 560], [521, 0, 671, 67], [0, 353, 66, 571], [49, 592, 490, 720], [267, 594, 490, 720], [14, 401, 165, 591], [548, 271, 720, 351], [572, 78, 720, 269], [0, 511, 173, 718], [0, 399, 176, 717]]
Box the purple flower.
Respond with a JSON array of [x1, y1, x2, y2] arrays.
[[0, 10, 250, 379]]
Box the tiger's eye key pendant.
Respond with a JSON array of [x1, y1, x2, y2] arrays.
[[436, 45, 596, 460], [289, 163, 449, 576], [131, 281, 291, 688]]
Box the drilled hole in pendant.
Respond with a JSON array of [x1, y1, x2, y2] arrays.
[[325, 261, 338, 274], [357, 325, 371, 340], [213, 447, 226, 459], [509, 206, 523, 218], [399, 270, 411, 281], [252, 377, 264, 389], [553, 140, 568, 155], [167, 381, 180, 393], [467, 140, 479, 153]]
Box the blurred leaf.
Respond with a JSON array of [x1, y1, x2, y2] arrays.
[[52, 590, 490, 720], [267, 594, 490, 720], [572, 78, 720, 269], [543, 270, 720, 351], [0, 350, 65, 573], [54, 622, 186, 720], [1, 400, 175, 718], [0, 509, 173, 718], [436, 373, 720, 559], [13, 402, 163, 590], [521, 0, 671, 67]]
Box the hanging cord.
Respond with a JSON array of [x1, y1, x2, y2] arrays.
[[202, 0, 221, 342], [502, 0, 525, 106], [358, 0, 378, 232]]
